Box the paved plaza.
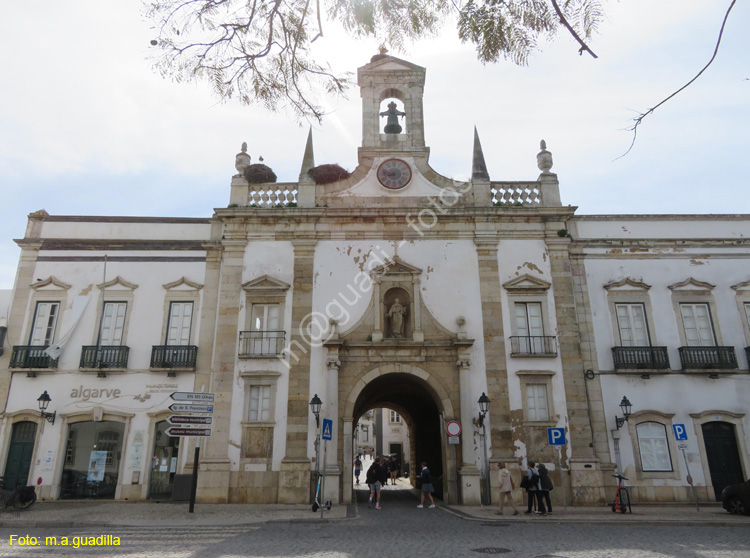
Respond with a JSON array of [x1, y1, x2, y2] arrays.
[[0, 482, 748, 557]]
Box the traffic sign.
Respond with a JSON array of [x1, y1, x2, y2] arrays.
[[446, 420, 462, 437], [166, 427, 212, 437], [168, 415, 213, 425], [673, 424, 688, 441], [678, 443, 688, 450], [322, 418, 333, 441], [547, 427, 566, 446], [168, 403, 214, 414], [171, 392, 215, 402]]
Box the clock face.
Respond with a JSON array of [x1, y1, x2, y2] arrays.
[[377, 159, 412, 190]]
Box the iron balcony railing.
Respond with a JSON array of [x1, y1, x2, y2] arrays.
[[79, 346, 129, 369], [9, 346, 58, 369], [150, 345, 198, 368], [612, 346, 670, 370], [678, 346, 738, 370], [509, 336, 557, 356], [238, 330, 286, 357]]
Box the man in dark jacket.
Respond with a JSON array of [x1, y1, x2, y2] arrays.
[[366, 457, 387, 509]]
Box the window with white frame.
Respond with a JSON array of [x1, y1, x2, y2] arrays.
[[29, 302, 60, 346], [166, 302, 193, 345], [636, 422, 672, 471], [362, 426, 369, 442], [514, 302, 545, 353], [99, 302, 127, 345], [615, 303, 650, 346], [525, 384, 549, 421], [680, 303, 716, 346], [96, 430, 120, 466], [389, 410, 401, 423], [249, 303, 281, 355], [248, 385, 271, 421]]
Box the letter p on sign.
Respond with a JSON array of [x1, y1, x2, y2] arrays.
[[547, 427, 566, 446], [672, 424, 687, 441]]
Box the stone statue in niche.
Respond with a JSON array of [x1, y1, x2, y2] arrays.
[[387, 298, 407, 338]]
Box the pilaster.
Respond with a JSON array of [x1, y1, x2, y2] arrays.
[[546, 236, 605, 504], [474, 235, 513, 463], [278, 239, 317, 503]]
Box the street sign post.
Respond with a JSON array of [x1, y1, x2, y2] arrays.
[[321, 419, 333, 441], [319, 418, 333, 519], [167, 415, 213, 425], [168, 403, 214, 414], [165, 427, 212, 437], [547, 427, 567, 510], [446, 420, 462, 437], [171, 392, 215, 402]]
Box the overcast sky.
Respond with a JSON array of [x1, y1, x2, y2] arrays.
[[1, 1, 748, 290]]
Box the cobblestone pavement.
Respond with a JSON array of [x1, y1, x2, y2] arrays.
[[0, 486, 748, 558]]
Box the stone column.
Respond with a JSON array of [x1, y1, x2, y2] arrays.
[[324, 349, 341, 503], [278, 239, 317, 503], [342, 418, 353, 504], [546, 236, 605, 504], [197, 238, 244, 502], [371, 277, 383, 341], [474, 235, 514, 464]]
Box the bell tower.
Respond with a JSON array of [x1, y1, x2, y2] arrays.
[[357, 53, 429, 163]]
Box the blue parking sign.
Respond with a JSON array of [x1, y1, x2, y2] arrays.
[[672, 424, 688, 441], [547, 428, 566, 446]]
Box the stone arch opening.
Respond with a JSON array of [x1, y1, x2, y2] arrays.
[[350, 371, 450, 501], [378, 97, 407, 135]]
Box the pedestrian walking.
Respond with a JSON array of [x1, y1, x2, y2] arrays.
[[388, 455, 399, 485], [522, 460, 546, 516], [366, 457, 387, 509], [538, 463, 553, 514], [354, 455, 363, 485], [417, 461, 436, 508], [496, 462, 519, 515]]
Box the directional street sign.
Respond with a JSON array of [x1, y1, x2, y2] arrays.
[[322, 418, 333, 441], [547, 427, 566, 446], [171, 392, 215, 402], [166, 427, 212, 437], [168, 415, 213, 425], [168, 403, 214, 414]]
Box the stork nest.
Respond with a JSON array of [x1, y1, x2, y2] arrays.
[[308, 164, 350, 184], [244, 164, 277, 183]]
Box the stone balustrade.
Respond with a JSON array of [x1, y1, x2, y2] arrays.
[[490, 182, 542, 206]]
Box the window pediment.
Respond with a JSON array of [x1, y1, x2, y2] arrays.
[[604, 278, 651, 291], [731, 279, 750, 292], [31, 276, 71, 290], [668, 277, 715, 292], [163, 277, 203, 291], [242, 275, 290, 294], [98, 276, 138, 291], [503, 274, 551, 293]]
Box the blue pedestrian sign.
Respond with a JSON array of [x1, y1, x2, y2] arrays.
[[547, 428, 566, 446], [673, 424, 688, 441], [322, 418, 333, 441]]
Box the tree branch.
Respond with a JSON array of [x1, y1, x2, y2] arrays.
[[617, 0, 737, 159], [549, 0, 598, 59]]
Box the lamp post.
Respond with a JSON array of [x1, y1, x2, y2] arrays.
[[614, 396, 633, 430], [478, 392, 491, 505], [38, 391, 56, 425], [309, 394, 322, 512]]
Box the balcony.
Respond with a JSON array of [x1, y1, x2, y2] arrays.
[[238, 330, 286, 357], [678, 346, 738, 370], [9, 346, 58, 369], [509, 336, 557, 357], [150, 345, 198, 369], [612, 346, 670, 370], [80, 346, 129, 369]]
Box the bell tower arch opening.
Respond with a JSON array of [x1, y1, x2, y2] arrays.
[[349, 371, 452, 502]]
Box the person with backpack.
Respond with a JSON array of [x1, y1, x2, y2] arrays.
[[523, 460, 546, 515], [366, 457, 387, 509]]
